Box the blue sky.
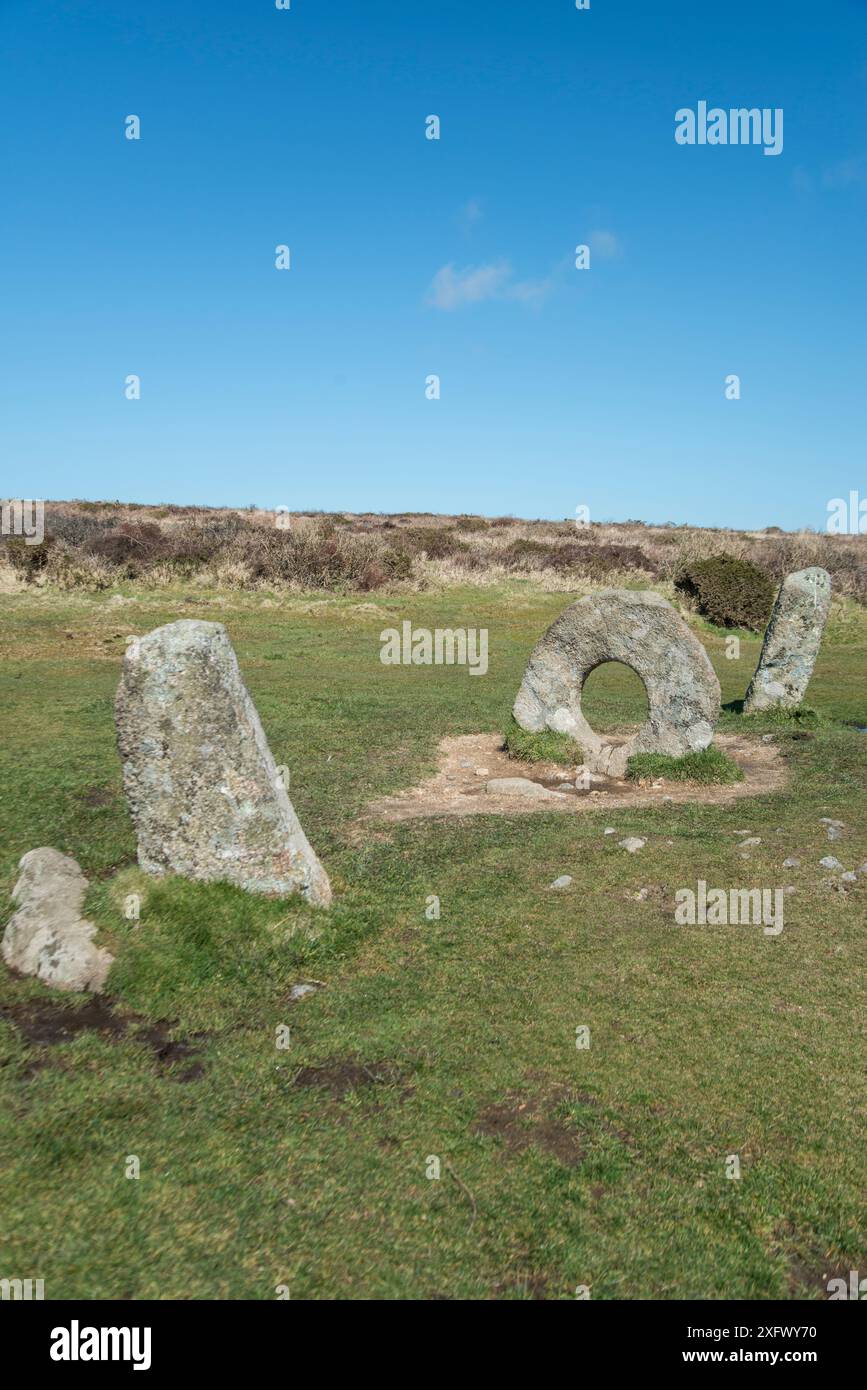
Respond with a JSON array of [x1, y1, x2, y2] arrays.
[[1, 0, 865, 528]]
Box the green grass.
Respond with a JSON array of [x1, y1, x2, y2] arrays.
[[502, 716, 582, 766], [740, 704, 824, 729], [626, 746, 745, 784], [0, 581, 865, 1299]]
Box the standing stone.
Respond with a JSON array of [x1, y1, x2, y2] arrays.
[[115, 621, 331, 905], [513, 589, 720, 777], [743, 568, 831, 713], [3, 848, 114, 992]]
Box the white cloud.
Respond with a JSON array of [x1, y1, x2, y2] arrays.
[[589, 229, 621, 259], [503, 275, 555, 307], [821, 158, 866, 189], [426, 260, 512, 310], [458, 197, 483, 228]]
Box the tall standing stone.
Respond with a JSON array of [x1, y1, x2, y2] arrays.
[[115, 621, 331, 906], [743, 567, 831, 713]]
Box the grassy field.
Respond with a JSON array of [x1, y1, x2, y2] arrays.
[[1, 581, 865, 1300]]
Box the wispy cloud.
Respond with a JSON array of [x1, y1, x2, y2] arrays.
[[791, 157, 866, 193], [821, 157, 866, 189], [427, 260, 512, 310], [457, 197, 483, 230], [589, 228, 622, 259], [426, 259, 557, 310]]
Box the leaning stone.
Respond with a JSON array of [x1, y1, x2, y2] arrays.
[[2, 848, 113, 992], [743, 568, 831, 712], [486, 777, 568, 799], [513, 589, 720, 777], [115, 620, 331, 905]]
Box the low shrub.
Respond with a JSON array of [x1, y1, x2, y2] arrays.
[[401, 527, 469, 560], [2, 535, 55, 580], [674, 554, 775, 631], [501, 539, 656, 577]]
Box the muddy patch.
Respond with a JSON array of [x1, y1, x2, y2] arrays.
[[292, 1057, 412, 1102], [476, 1086, 587, 1167], [0, 997, 208, 1082], [491, 1272, 551, 1300], [361, 731, 786, 823], [475, 1081, 632, 1168], [77, 785, 117, 808]]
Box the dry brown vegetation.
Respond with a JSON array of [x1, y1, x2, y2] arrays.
[[2, 500, 865, 605]]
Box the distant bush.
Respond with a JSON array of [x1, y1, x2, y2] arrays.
[[454, 515, 488, 532], [2, 535, 55, 580], [674, 554, 775, 631], [401, 527, 469, 560], [241, 525, 394, 590], [502, 539, 656, 577]]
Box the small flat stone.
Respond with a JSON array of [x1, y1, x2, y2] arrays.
[[819, 856, 842, 870], [2, 848, 113, 993], [486, 777, 567, 799], [289, 980, 325, 1002], [740, 837, 762, 847], [618, 837, 646, 854], [782, 857, 800, 868], [841, 872, 857, 884], [548, 875, 573, 890]]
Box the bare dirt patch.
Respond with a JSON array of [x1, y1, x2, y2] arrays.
[[292, 1057, 412, 1101], [363, 732, 786, 823], [0, 997, 208, 1082]]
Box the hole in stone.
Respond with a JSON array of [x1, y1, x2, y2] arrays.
[[581, 661, 649, 737]]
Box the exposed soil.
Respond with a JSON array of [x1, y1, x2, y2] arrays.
[[78, 784, 116, 808], [0, 997, 208, 1082], [363, 731, 786, 823], [292, 1057, 411, 1101], [476, 1081, 608, 1168]]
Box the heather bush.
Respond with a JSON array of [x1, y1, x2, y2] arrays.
[[674, 554, 775, 631]]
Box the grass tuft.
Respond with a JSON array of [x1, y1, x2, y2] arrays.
[[741, 704, 823, 729], [626, 745, 744, 784], [502, 717, 582, 765]]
